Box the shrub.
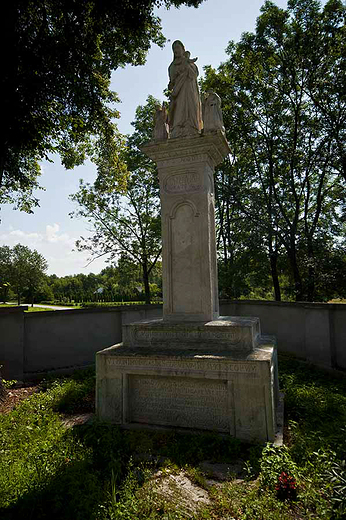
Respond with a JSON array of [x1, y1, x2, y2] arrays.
[[260, 444, 299, 490]]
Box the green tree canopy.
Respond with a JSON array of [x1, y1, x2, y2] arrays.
[[0, 244, 48, 305], [1, 0, 204, 212], [0, 246, 13, 303], [201, 0, 346, 302], [70, 95, 162, 304]]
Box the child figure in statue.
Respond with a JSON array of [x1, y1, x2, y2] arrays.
[[153, 103, 169, 140], [202, 91, 225, 134]]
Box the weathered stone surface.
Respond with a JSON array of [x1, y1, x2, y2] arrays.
[[151, 470, 210, 516], [202, 91, 225, 134], [122, 316, 260, 351], [96, 337, 279, 443], [142, 131, 230, 323], [153, 103, 169, 141], [168, 40, 203, 138], [96, 47, 279, 444], [199, 460, 247, 481]]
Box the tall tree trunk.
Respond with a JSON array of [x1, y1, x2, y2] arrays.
[[0, 154, 4, 188], [287, 248, 304, 301], [269, 253, 281, 301], [1, 286, 8, 304], [142, 261, 151, 305], [268, 232, 281, 301], [306, 239, 315, 302], [307, 263, 315, 302]]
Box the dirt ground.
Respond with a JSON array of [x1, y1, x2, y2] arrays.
[[0, 383, 40, 414]]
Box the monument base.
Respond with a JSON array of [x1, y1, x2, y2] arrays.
[[96, 318, 279, 443], [122, 316, 260, 352]]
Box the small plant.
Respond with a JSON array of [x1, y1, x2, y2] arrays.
[[275, 471, 297, 500], [259, 444, 299, 490], [323, 458, 346, 517], [2, 379, 17, 389]]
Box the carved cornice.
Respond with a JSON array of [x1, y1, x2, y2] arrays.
[[141, 131, 230, 168]]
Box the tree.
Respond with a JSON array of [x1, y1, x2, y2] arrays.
[[71, 96, 162, 304], [9, 244, 48, 305], [25, 250, 49, 305], [1, 0, 204, 212], [0, 246, 13, 303], [202, 0, 346, 302]]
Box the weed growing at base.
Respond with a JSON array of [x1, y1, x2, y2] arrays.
[[0, 356, 345, 519]]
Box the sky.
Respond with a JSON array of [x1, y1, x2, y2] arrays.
[[0, 0, 288, 277]]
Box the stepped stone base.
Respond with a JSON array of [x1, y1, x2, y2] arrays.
[[96, 317, 279, 443], [122, 316, 260, 352]]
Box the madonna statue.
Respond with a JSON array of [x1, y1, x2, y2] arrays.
[[168, 40, 203, 138]]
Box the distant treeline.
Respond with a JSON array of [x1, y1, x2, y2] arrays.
[[36, 258, 162, 305]]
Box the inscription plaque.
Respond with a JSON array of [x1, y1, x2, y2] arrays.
[[106, 356, 259, 374], [164, 172, 202, 194], [135, 328, 241, 344], [128, 375, 230, 431]]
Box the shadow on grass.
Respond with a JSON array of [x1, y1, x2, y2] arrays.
[[0, 424, 130, 520], [1, 458, 103, 520], [4, 357, 345, 520], [278, 354, 346, 458], [0, 420, 262, 520]]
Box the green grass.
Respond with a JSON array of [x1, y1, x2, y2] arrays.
[[0, 304, 81, 312], [37, 303, 83, 309], [0, 358, 345, 520], [0, 304, 49, 312]]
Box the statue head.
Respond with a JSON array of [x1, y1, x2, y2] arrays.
[[172, 40, 185, 58]]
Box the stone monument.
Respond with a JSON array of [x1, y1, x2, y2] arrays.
[[96, 41, 279, 442]]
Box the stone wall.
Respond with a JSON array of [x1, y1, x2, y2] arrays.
[[0, 301, 345, 380], [220, 300, 346, 371], [0, 306, 27, 381]]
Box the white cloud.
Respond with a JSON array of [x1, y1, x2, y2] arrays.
[[46, 223, 60, 242], [0, 223, 74, 249], [45, 223, 74, 247], [0, 223, 107, 276], [0, 228, 43, 247]]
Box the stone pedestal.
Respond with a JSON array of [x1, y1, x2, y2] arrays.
[[96, 327, 279, 442], [96, 131, 280, 443]]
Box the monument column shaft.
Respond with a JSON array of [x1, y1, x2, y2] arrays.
[[160, 159, 218, 322], [142, 132, 230, 322]]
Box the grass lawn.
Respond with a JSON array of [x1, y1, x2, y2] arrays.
[[0, 304, 82, 312], [25, 306, 55, 312], [0, 304, 51, 312], [0, 356, 345, 520]]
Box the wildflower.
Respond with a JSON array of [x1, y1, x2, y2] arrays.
[[276, 471, 297, 500]]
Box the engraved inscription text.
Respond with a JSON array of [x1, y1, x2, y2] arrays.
[[106, 357, 258, 374], [164, 172, 202, 194], [128, 375, 230, 431], [135, 328, 241, 343]]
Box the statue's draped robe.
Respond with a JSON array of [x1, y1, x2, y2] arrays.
[[168, 57, 202, 138]]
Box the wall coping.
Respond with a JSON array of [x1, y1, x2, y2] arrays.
[[24, 303, 163, 318], [220, 299, 346, 310], [21, 299, 346, 319], [0, 306, 28, 314]]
